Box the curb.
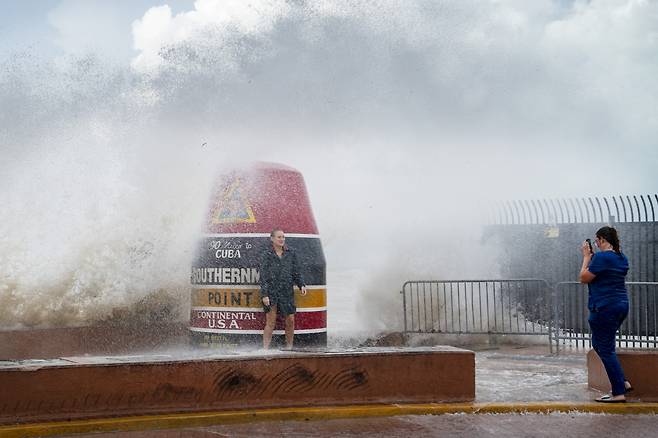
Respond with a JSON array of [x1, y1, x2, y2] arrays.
[[2, 402, 658, 438]]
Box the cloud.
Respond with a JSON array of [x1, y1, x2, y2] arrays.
[[131, 0, 291, 71], [128, 0, 658, 177]]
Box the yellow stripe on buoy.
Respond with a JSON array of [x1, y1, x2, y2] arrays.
[[191, 287, 326, 308]]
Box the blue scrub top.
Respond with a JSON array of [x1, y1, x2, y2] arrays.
[[587, 250, 629, 311]]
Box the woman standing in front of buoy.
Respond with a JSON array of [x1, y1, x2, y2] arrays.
[[260, 229, 307, 350], [579, 226, 632, 402]]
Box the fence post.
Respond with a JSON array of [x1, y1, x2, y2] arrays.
[[401, 285, 407, 332], [548, 327, 553, 354], [553, 283, 560, 355], [548, 281, 554, 354]]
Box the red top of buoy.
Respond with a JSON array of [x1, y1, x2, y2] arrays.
[[206, 162, 319, 235]]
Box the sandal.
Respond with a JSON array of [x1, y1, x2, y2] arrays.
[[595, 394, 626, 403]]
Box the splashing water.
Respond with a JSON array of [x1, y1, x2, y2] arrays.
[[1, 1, 657, 340]]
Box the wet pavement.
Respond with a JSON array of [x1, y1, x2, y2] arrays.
[[475, 346, 591, 402], [34, 345, 658, 438], [64, 413, 658, 438]]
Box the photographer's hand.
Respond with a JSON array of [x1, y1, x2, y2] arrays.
[[579, 241, 596, 283]]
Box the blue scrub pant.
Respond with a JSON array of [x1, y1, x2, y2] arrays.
[[588, 301, 629, 396]]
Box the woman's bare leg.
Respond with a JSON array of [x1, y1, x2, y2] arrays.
[[284, 314, 295, 349], [263, 305, 277, 349]]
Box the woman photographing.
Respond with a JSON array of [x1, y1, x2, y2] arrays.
[[579, 226, 632, 402]]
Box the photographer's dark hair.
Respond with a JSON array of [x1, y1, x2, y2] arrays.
[[596, 226, 622, 255]]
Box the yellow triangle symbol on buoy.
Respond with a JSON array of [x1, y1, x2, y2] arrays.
[[211, 178, 256, 224]]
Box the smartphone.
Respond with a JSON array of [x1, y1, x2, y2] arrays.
[[586, 238, 593, 254]]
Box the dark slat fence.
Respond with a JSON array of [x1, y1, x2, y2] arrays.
[[487, 195, 657, 284]]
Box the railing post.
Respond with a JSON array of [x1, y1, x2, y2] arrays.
[[553, 282, 561, 355], [548, 281, 554, 354], [401, 285, 407, 332]]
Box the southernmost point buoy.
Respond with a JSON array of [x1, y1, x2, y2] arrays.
[[190, 162, 327, 347]]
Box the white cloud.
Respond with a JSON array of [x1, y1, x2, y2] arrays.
[[128, 0, 658, 152], [131, 0, 291, 71]]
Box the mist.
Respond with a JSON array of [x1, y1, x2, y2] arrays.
[[1, 0, 656, 338]]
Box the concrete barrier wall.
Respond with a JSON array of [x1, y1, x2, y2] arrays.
[[0, 324, 189, 360], [587, 349, 658, 401], [0, 347, 474, 425]]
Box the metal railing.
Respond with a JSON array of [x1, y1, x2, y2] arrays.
[[402, 279, 552, 336], [402, 279, 658, 353], [552, 281, 658, 353]]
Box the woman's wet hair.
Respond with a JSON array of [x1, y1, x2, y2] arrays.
[[270, 228, 284, 237], [596, 226, 622, 255]]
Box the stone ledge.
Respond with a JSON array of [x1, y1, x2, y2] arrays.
[[0, 347, 475, 425], [587, 349, 658, 401]]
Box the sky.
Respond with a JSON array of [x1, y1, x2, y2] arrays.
[[0, 0, 657, 332], [0, 1, 193, 61]]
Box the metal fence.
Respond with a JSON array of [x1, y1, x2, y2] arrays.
[[402, 279, 658, 353], [402, 279, 552, 336], [553, 281, 658, 353]]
